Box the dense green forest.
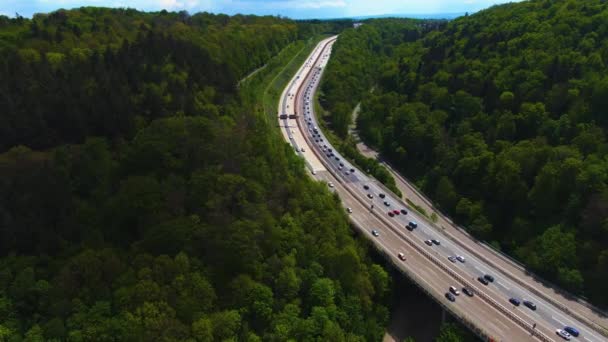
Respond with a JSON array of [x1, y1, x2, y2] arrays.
[[0, 8, 391, 340], [322, 0, 608, 306]]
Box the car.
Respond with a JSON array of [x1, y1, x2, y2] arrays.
[[393, 210, 400, 215], [363, 185, 369, 190], [335, 157, 339, 161], [327, 148, 332, 152], [311, 170, 316, 175], [408, 221, 418, 229], [350, 168, 355, 173], [398, 253, 406, 261], [400, 209, 408, 215], [449, 286, 460, 295], [456, 255, 465, 263], [448, 256, 457, 263], [347, 208, 353, 213], [339, 163, 344, 167], [563, 326, 579, 337], [367, 194, 374, 199], [338, 166, 343, 170], [431, 239, 440, 245], [328, 182, 334, 188], [379, 193, 386, 198], [445, 292, 455, 302], [315, 139, 319, 143], [371, 230, 379, 237], [424, 240, 433, 246], [556, 329, 571, 341], [523, 300, 536, 311], [345, 172, 350, 176], [322, 147, 326, 152], [477, 276, 489, 285], [462, 288, 474, 297], [483, 274, 495, 282], [388, 212, 394, 217], [509, 298, 521, 306], [384, 201, 390, 207]]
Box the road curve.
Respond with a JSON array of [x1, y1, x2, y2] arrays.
[[278, 36, 608, 342]]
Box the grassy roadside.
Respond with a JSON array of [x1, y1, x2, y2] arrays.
[[239, 35, 327, 126]]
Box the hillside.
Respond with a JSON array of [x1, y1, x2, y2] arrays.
[[322, 0, 608, 306], [0, 8, 390, 340]]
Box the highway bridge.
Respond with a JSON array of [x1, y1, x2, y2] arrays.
[[278, 36, 608, 342]]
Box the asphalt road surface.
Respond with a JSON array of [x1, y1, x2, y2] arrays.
[[278, 36, 608, 342]]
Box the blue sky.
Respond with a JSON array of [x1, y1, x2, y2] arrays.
[[1, 0, 522, 19]]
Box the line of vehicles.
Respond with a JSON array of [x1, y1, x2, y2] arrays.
[[359, 184, 584, 341], [292, 39, 591, 342]]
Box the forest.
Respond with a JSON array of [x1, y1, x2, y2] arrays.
[[0, 8, 392, 340], [321, 0, 608, 307]]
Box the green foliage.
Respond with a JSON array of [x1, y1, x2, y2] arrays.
[[0, 8, 391, 340], [324, 0, 608, 306]]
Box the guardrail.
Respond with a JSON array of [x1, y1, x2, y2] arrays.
[[290, 38, 554, 342], [378, 159, 608, 337]]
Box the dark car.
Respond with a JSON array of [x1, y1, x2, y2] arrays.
[[400, 209, 408, 215], [379, 193, 386, 198], [363, 185, 369, 190], [384, 201, 390, 207], [371, 230, 380, 237], [393, 210, 400, 215], [462, 288, 474, 297], [406, 224, 415, 231], [445, 292, 455, 302], [408, 221, 418, 229], [523, 300, 536, 310], [483, 274, 495, 283], [350, 168, 355, 173], [388, 212, 394, 217], [367, 193, 374, 199], [335, 157, 339, 161], [563, 326, 579, 337], [339, 163, 344, 167], [477, 276, 489, 285], [509, 298, 521, 306], [431, 239, 440, 245]]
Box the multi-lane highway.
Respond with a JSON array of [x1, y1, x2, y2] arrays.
[[278, 36, 608, 342]]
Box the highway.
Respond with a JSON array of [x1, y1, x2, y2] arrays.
[[278, 36, 608, 342]]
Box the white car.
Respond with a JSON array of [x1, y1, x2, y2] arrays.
[[556, 329, 571, 340], [347, 208, 353, 213], [328, 182, 334, 188], [449, 286, 460, 296], [398, 253, 406, 261], [456, 255, 465, 263]]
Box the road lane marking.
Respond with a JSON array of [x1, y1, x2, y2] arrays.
[[552, 316, 567, 327], [497, 281, 511, 290], [583, 337, 593, 342]]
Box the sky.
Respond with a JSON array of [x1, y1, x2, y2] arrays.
[[1, 0, 523, 19]]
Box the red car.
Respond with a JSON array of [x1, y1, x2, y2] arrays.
[[393, 210, 400, 215], [388, 211, 394, 217]]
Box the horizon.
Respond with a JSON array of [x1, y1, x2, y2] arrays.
[[1, 0, 523, 19]]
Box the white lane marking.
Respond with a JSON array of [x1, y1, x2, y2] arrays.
[[552, 316, 567, 327], [497, 281, 510, 290], [584, 337, 593, 342]]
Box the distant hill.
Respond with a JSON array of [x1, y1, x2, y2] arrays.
[[349, 12, 466, 20]]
